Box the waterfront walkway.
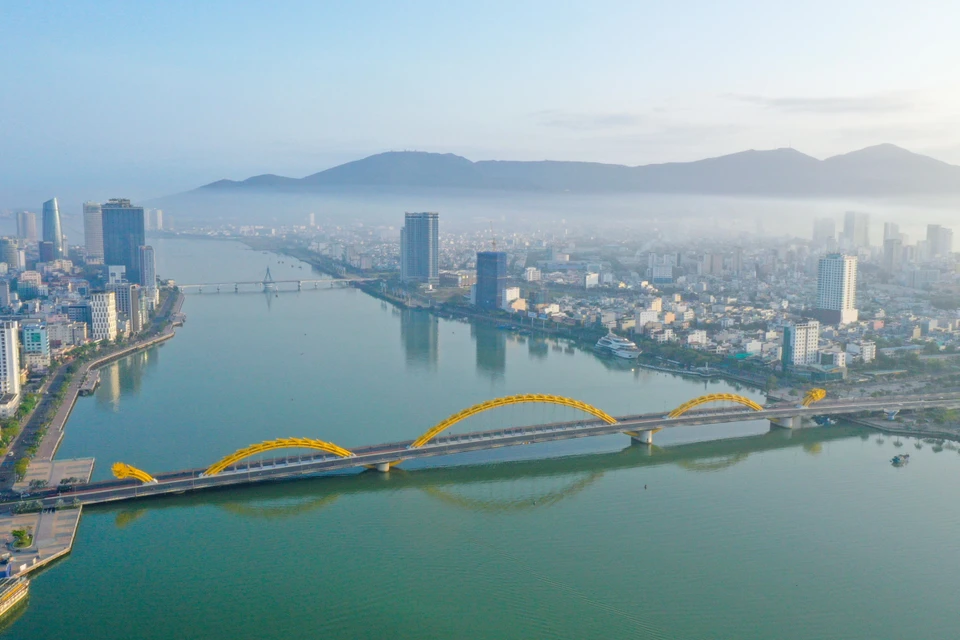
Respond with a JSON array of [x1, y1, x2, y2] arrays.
[[36, 292, 184, 462]]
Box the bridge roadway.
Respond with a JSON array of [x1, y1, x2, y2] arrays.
[[17, 392, 960, 507]]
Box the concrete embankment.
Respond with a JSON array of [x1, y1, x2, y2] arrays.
[[844, 415, 960, 443]]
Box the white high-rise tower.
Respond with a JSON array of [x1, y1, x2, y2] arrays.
[[816, 254, 859, 325]]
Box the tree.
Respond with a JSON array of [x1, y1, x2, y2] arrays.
[[13, 457, 29, 480]]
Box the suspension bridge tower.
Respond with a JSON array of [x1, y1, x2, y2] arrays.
[[263, 267, 277, 292]]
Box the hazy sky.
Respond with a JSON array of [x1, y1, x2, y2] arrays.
[[2, 0, 958, 205]]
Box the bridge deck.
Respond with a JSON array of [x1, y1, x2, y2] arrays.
[[18, 392, 960, 507]]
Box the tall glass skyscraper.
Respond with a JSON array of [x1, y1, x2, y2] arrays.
[[42, 198, 64, 259], [400, 212, 439, 285], [475, 251, 507, 310], [83, 202, 104, 262], [102, 199, 145, 284]]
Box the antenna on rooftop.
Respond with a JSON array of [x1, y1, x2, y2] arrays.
[[490, 221, 497, 251]]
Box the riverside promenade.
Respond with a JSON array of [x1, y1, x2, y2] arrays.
[[36, 291, 185, 461], [0, 291, 184, 578]]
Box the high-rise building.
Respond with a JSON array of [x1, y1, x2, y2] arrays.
[[16, 212, 37, 243], [42, 198, 64, 259], [782, 320, 820, 368], [0, 321, 21, 400], [0, 238, 20, 270], [138, 245, 156, 287], [812, 218, 835, 245], [883, 222, 900, 241], [926, 224, 954, 258], [399, 212, 439, 285], [102, 198, 146, 285], [475, 251, 507, 310], [90, 291, 118, 342], [139, 245, 158, 307], [308, 213, 316, 227], [816, 254, 859, 325], [883, 238, 903, 273], [842, 211, 870, 249], [154, 210, 163, 231], [21, 323, 50, 369], [732, 247, 744, 276], [39, 241, 56, 262], [108, 283, 143, 334], [83, 202, 105, 262], [21, 324, 49, 357]]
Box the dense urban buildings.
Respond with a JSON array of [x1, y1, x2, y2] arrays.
[[41, 197, 64, 259], [475, 251, 507, 310], [400, 212, 439, 285], [83, 201, 105, 262], [102, 198, 146, 284], [815, 254, 858, 325]]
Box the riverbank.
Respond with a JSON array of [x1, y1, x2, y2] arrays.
[[844, 415, 960, 443], [37, 290, 185, 462], [0, 290, 185, 578]]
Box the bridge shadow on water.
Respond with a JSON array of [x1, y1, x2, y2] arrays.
[[98, 425, 863, 527]]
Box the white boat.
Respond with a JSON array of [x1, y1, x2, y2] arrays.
[[595, 333, 642, 359]]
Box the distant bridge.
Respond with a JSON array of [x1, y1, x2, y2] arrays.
[[17, 390, 960, 507], [177, 266, 374, 293], [178, 279, 353, 293]]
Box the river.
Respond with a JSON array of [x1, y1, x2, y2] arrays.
[[4, 239, 960, 639]]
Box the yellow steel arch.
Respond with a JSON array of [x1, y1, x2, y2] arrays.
[[203, 438, 354, 476], [111, 462, 156, 484], [667, 393, 764, 419], [409, 394, 617, 448], [802, 388, 827, 407]]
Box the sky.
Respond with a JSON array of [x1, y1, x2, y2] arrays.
[[1, 0, 959, 206]]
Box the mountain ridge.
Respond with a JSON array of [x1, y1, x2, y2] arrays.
[[197, 144, 960, 196]]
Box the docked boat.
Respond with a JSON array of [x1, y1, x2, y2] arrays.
[[595, 332, 642, 359], [891, 454, 911, 466]]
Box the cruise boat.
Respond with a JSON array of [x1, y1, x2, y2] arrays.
[[595, 333, 642, 359]]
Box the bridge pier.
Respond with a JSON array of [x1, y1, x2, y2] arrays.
[[297, 281, 302, 291], [374, 462, 391, 473], [883, 409, 900, 421], [770, 415, 803, 429], [629, 429, 655, 445]]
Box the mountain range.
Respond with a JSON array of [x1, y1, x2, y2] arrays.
[[198, 144, 960, 196]]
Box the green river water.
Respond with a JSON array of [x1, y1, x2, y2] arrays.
[[4, 239, 960, 639]]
